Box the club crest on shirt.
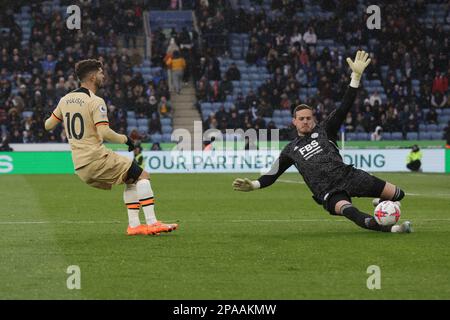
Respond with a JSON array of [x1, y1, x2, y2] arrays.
[[311, 133, 318, 138], [99, 105, 107, 113]]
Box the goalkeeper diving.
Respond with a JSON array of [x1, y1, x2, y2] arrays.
[[233, 51, 412, 233]]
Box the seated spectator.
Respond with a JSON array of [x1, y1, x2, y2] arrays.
[[406, 113, 418, 132], [290, 26, 303, 45], [369, 90, 382, 106], [432, 71, 448, 94], [225, 63, 241, 81], [258, 100, 273, 117], [426, 108, 438, 124], [444, 121, 450, 148], [267, 120, 278, 139], [303, 27, 317, 46], [196, 78, 209, 102], [204, 113, 218, 130], [209, 80, 222, 102], [344, 113, 355, 132], [149, 113, 162, 134], [253, 116, 266, 130], [431, 92, 447, 108], [151, 142, 162, 151], [158, 96, 172, 118], [219, 74, 233, 97], [227, 110, 241, 130], [0, 136, 13, 151], [371, 126, 383, 141]]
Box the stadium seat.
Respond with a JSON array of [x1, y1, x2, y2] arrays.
[[419, 132, 432, 140], [160, 118, 172, 126], [127, 118, 138, 127], [406, 132, 418, 140], [391, 132, 403, 140], [439, 116, 450, 124], [137, 119, 148, 127], [127, 126, 138, 135], [419, 123, 427, 132], [356, 132, 369, 140], [427, 124, 438, 131], [382, 132, 392, 140], [162, 126, 172, 134], [22, 111, 33, 118], [127, 111, 136, 118], [273, 110, 282, 117], [431, 132, 443, 140], [212, 102, 222, 111], [162, 133, 172, 142], [151, 133, 162, 143], [346, 132, 357, 141]]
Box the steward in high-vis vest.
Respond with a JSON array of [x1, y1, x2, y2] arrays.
[[406, 145, 423, 172]]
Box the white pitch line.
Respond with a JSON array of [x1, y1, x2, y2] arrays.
[[228, 218, 450, 223], [229, 219, 345, 222], [0, 220, 122, 225], [1, 218, 450, 225]]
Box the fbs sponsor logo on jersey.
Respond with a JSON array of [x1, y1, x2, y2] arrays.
[[297, 140, 323, 160]]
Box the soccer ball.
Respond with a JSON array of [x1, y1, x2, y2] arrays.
[[374, 201, 401, 226]]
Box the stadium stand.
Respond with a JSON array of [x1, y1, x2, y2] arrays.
[[0, 0, 448, 144], [194, 0, 450, 141], [0, 0, 198, 144]]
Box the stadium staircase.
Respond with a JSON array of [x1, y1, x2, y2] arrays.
[[172, 83, 203, 150]]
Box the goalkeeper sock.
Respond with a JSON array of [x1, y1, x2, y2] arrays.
[[341, 204, 392, 232], [123, 184, 141, 228], [136, 179, 157, 225]]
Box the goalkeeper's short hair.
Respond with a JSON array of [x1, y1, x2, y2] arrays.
[[293, 104, 312, 117]]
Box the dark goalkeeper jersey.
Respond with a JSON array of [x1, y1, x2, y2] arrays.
[[258, 86, 359, 203]]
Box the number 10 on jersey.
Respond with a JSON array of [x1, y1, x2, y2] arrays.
[[65, 112, 85, 140]]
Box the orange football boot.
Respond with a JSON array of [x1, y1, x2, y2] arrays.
[[126, 224, 148, 236], [146, 221, 178, 235]]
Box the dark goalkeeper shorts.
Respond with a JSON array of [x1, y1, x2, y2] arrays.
[[321, 168, 387, 215]]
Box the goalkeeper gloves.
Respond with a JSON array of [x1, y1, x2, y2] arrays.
[[346, 50, 371, 87], [232, 178, 260, 192], [125, 136, 135, 152]]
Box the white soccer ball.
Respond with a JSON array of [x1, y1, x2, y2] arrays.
[[374, 201, 401, 226]]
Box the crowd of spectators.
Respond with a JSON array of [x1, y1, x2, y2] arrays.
[[0, 0, 185, 144], [194, 0, 450, 140]]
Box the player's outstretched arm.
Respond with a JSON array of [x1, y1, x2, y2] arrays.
[[325, 50, 371, 139], [97, 125, 135, 151], [233, 154, 293, 192]]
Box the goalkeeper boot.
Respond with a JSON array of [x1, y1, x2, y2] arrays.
[[127, 224, 148, 236], [146, 221, 178, 235], [391, 221, 413, 233]]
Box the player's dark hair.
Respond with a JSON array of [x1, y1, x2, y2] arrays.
[[293, 104, 313, 117], [75, 59, 103, 82]]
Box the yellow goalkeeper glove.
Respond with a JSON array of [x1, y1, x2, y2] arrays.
[[346, 50, 371, 87], [232, 178, 260, 192]]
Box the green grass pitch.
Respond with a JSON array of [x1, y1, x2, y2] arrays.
[[0, 172, 449, 299]]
